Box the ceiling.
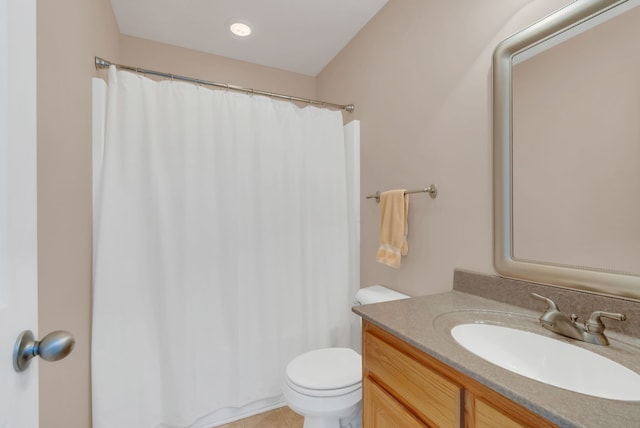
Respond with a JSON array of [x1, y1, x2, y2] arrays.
[[109, 0, 389, 76]]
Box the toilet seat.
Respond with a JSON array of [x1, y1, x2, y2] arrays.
[[286, 348, 362, 397], [286, 376, 361, 397]]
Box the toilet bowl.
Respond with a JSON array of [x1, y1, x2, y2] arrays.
[[283, 347, 362, 428], [283, 285, 409, 428]]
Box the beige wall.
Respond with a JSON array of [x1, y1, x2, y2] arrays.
[[118, 35, 316, 99], [37, 0, 119, 426], [316, 0, 571, 297]]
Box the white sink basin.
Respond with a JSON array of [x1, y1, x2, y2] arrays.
[[451, 323, 640, 401]]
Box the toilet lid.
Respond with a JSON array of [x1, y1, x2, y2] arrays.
[[286, 348, 362, 391]]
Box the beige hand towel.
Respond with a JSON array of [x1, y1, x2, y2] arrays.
[[376, 189, 409, 268]]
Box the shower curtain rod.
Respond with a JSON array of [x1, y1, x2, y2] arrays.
[[95, 57, 355, 113]]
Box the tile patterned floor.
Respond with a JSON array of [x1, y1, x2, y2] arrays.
[[216, 406, 303, 428]]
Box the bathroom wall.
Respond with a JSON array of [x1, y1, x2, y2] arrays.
[[316, 0, 571, 297], [37, 0, 119, 426], [117, 35, 316, 99]]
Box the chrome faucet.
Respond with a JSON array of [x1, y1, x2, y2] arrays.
[[531, 293, 626, 346]]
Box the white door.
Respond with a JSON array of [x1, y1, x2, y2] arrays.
[[0, 0, 39, 426]]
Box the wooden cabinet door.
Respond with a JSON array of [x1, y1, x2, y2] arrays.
[[364, 377, 428, 428], [364, 330, 462, 427]]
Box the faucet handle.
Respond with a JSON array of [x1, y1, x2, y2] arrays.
[[585, 311, 627, 333], [531, 293, 560, 312]]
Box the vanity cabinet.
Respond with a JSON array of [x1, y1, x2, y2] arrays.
[[362, 321, 557, 428]]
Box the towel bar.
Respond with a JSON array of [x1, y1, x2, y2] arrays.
[[366, 185, 438, 203]]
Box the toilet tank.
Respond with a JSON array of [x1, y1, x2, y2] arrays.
[[350, 285, 409, 353]]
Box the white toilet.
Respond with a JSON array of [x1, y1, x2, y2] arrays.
[[283, 285, 409, 428]]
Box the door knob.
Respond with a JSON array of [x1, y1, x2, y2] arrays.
[[13, 330, 75, 372]]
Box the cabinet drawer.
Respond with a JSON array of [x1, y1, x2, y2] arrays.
[[473, 398, 524, 428], [466, 394, 556, 428], [364, 330, 462, 427], [364, 377, 428, 427]]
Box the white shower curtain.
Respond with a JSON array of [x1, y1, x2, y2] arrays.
[[92, 67, 354, 428]]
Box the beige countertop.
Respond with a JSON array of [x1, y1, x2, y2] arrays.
[[353, 290, 640, 428]]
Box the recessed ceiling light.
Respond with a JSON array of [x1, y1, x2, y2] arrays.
[[229, 22, 252, 37]]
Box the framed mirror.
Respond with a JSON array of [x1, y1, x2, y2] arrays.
[[493, 0, 640, 299]]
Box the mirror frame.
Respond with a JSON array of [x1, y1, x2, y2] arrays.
[[493, 0, 640, 300]]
